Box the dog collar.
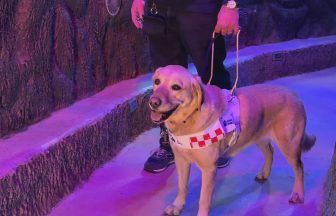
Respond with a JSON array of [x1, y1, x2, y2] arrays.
[[168, 89, 240, 149]]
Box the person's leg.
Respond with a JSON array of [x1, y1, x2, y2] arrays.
[[148, 34, 188, 69], [147, 5, 188, 69], [177, 11, 231, 89], [177, 10, 232, 168], [144, 6, 188, 173], [144, 124, 175, 173]]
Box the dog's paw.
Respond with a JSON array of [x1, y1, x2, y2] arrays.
[[197, 210, 209, 216], [288, 192, 304, 204], [164, 204, 182, 216], [254, 174, 268, 183]]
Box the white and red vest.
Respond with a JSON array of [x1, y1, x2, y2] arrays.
[[168, 90, 240, 149]]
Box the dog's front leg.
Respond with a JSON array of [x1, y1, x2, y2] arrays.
[[165, 156, 190, 216], [197, 168, 217, 216]]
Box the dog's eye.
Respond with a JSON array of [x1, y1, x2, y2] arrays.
[[154, 79, 160, 85], [171, 84, 181, 91]]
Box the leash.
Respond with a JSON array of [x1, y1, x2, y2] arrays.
[[207, 29, 241, 95]]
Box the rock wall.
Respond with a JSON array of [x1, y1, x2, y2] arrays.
[[230, 0, 336, 49], [0, 90, 153, 215], [0, 0, 150, 138], [320, 143, 336, 216], [1, 0, 336, 138]]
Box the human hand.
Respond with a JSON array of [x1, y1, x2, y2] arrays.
[[215, 5, 239, 36], [131, 0, 145, 29]]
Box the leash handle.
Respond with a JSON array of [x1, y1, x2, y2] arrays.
[[231, 29, 240, 94], [206, 31, 217, 85], [207, 30, 241, 95]]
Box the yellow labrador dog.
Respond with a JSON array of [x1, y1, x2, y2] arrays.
[[149, 65, 316, 216]]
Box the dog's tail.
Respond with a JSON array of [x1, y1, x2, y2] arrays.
[[301, 133, 316, 152]]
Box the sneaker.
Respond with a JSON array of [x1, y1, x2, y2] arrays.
[[216, 155, 231, 168], [144, 147, 175, 173]]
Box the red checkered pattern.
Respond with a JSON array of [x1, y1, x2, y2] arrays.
[[189, 128, 224, 148]]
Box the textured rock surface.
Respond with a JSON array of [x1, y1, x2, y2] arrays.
[[0, 90, 153, 216], [0, 0, 335, 136], [0, 0, 150, 137], [231, 0, 336, 49], [321, 143, 336, 216], [226, 42, 336, 86]]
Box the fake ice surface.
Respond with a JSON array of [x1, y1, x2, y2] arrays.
[[50, 67, 336, 216]]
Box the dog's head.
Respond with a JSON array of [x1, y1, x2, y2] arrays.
[[149, 65, 203, 124]]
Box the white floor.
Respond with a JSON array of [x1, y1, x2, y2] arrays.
[[50, 67, 336, 216]]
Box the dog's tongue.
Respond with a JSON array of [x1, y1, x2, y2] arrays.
[[151, 111, 163, 122]]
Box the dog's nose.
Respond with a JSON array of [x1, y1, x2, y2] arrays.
[[149, 97, 162, 109]]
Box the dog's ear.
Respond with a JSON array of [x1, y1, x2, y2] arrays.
[[154, 67, 162, 75], [192, 76, 204, 111]]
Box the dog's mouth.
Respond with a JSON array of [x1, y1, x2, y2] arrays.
[[150, 105, 179, 124]]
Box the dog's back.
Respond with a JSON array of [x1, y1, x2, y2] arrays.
[[227, 84, 309, 153], [225, 83, 315, 203]]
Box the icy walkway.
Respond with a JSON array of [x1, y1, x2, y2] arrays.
[[50, 67, 336, 216]]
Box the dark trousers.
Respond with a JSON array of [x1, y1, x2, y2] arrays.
[[146, 5, 231, 151], [148, 7, 231, 88]]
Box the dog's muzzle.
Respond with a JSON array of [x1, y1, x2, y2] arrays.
[[149, 96, 162, 110], [150, 105, 179, 124]]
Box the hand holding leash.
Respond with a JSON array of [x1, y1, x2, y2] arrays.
[[131, 0, 145, 29], [215, 4, 239, 36]]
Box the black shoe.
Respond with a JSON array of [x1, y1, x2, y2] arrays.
[[144, 147, 175, 173], [216, 155, 231, 168]]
